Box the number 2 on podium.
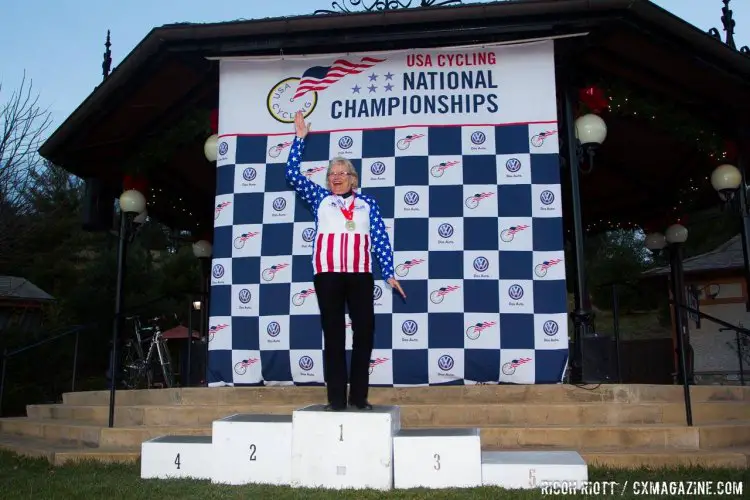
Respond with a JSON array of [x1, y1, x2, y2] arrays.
[[249, 444, 257, 461]]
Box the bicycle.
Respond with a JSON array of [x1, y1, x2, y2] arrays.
[[121, 315, 175, 389]]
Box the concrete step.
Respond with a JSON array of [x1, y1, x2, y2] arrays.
[[3, 417, 750, 451], [60, 384, 750, 407], [1, 432, 747, 469], [25, 401, 750, 427]]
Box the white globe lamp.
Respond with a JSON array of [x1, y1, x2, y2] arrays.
[[119, 189, 147, 215], [204, 134, 218, 162], [575, 113, 608, 147]]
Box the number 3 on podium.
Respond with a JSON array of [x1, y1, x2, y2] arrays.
[[434, 453, 441, 470]]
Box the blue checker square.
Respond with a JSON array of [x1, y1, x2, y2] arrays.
[[233, 193, 264, 225], [290, 316, 323, 350], [258, 283, 292, 316], [236, 136, 269, 164], [265, 162, 290, 192], [373, 314, 393, 349], [209, 285, 231, 317], [462, 155, 497, 185], [495, 125, 530, 154], [464, 349, 501, 382], [363, 129, 395, 157], [462, 280, 500, 313], [260, 223, 294, 256], [232, 317, 260, 351], [393, 279, 428, 314], [233, 257, 261, 284], [530, 154, 561, 185], [464, 217, 499, 250], [499, 314, 536, 349], [428, 251, 463, 280], [395, 156, 429, 186], [499, 251, 533, 280], [212, 225, 234, 259], [260, 350, 292, 382], [207, 349, 232, 385], [535, 349, 568, 383], [300, 132, 332, 162], [361, 187, 394, 219], [534, 280, 568, 314], [428, 127, 462, 155], [216, 165, 235, 195], [533, 218, 564, 251], [393, 218, 428, 251], [428, 185, 464, 218], [427, 313, 465, 348], [392, 349, 429, 385], [497, 185, 532, 218]]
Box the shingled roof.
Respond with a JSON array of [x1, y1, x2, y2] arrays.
[[642, 235, 744, 277], [0, 277, 55, 302]]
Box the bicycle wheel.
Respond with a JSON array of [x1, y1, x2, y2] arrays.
[[157, 338, 175, 388]]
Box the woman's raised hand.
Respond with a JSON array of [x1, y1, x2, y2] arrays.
[[294, 111, 311, 139]]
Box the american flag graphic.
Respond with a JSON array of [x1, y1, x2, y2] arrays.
[[293, 56, 386, 100]]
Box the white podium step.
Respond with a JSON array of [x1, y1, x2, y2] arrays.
[[393, 428, 482, 489], [140, 435, 212, 480], [291, 404, 401, 491], [211, 413, 293, 485], [481, 450, 588, 489]]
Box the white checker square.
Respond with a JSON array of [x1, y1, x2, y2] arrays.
[[263, 191, 297, 225], [216, 135, 236, 166], [461, 126, 496, 155], [463, 185, 498, 217], [498, 218, 533, 250], [429, 217, 464, 251], [344, 314, 353, 351], [231, 284, 259, 317], [231, 350, 262, 384], [395, 185, 429, 218], [528, 123, 560, 154], [361, 157, 396, 188], [427, 279, 464, 313], [330, 130, 363, 159], [497, 153, 531, 185], [211, 258, 232, 287], [259, 316, 290, 351], [292, 222, 317, 256], [532, 250, 566, 281], [392, 313, 428, 350], [299, 160, 329, 191], [395, 127, 429, 156], [290, 349, 325, 384], [260, 256, 293, 284], [463, 251, 498, 280], [266, 134, 296, 164], [499, 280, 534, 314], [427, 155, 463, 185], [368, 348, 394, 385], [429, 348, 465, 384], [207, 317, 232, 351], [534, 313, 569, 350], [393, 251, 429, 280], [500, 349, 536, 384], [463, 313, 500, 349], [531, 184, 562, 218], [232, 224, 262, 257], [234, 164, 266, 194], [214, 194, 234, 228], [373, 282, 393, 314], [289, 282, 319, 316]]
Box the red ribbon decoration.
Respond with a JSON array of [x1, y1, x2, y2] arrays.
[[210, 109, 219, 134], [123, 174, 149, 194], [579, 85, 608, 114], [340, 194, 356, 222]]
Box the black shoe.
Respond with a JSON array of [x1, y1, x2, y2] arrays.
[[349, 401, 373, 411], [324, 403, 346, 412]]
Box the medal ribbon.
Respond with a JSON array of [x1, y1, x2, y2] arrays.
[[339, 193, 356, 222]]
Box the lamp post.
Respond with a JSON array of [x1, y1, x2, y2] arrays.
[[645, 224, 693, 426], [563, 85, 608, 383], [204, 134, 218, 162], [108, 188, 147, 428], [192, 239, 213, 386]]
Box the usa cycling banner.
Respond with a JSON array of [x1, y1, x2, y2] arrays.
[[208, 39, 568, 387]]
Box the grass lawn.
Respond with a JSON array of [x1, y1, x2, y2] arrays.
[[0, 450, 747, 499]]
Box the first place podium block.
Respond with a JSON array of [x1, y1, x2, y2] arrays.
[[141, 435, 212, 480], [211, 414, 293, 486], [393, 428, 482, 489], [291, 405, 401, 491], [481, 451, 589, 489]]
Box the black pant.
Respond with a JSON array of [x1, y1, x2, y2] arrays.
[[313, 272, 374, 407]]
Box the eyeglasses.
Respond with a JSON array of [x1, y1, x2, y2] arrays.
[[328, 172, 351, 178]]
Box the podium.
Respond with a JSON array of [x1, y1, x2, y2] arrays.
[[481, 450, 589, 489], [140, 435, 212, 480]]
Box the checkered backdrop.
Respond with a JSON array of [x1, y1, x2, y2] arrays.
[[208, 40, 569, 387]]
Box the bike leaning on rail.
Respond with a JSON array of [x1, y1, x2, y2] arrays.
[[120, 315, 175, 389]]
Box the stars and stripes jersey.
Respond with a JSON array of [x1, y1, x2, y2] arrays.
[[285, 136, 395, 280]]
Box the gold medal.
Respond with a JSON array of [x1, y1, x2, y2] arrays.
[[345, 220, 356, 231]]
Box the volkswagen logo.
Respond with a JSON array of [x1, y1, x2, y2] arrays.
[[238, 289, 252, 304], [438, 354, 454, 371], [540, 190, 555, 206], [473, 256, 489, 273], [370, 161, 386, 176], [438, 223, 454, 239], [404, 191, 420, 206], [267, 321, 281, 337], [402, 320, 418, 336], [272, 197, 287, 211], [338, 136, 354, 150], [218, 141, 229, 156], [302, 228, 315, 242], [471, 131, 486, 145], [506, 158, 521, 173], [299, 356, 314, 371], [373, 285, 383, 301], [508, 284, 524, 300], [212, 264, 225, 279], [243, 167, 257, 181], [543, 320, 559, 336]]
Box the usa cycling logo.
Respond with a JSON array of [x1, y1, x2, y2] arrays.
[[212, 264, 225, 279], [540, 190, 555, 206], [338, 136, 354, 151], [543, 320, 559, 337], [397, 133, 425, 150], [535, 258, 562, 277], [234, 357, 258, 375], [303, 165, 326, 178], [242, 167, 257, 182], [430, 160, 460, 178], [267, 321, 281, 338], [502, 357, 532, 375], [218, 141, 229, 157], [272, 197, 287, 211], [465, 192, 494, 209], [302, 227, 316, 243], [238, 288, 252, 304], [505, 158, 522, 173], [404, 191, 420, 206], [214, 201, 231, 220], [262, 263, 289, 282], [268, 141, 292, 158], [373, 284, 383, 301], [395, 258, 425, 277], [208, 323, 228, 342], [299, 356, 314, 371], [466, 320, 496, 340], [473, 256, 490, 273], [371, 161, 386, 176], [234, 231, 259, 249], [500, 224, 529, 243], [530, 129, 557, 147], [437, 354, 454, 372], [292, 288, 315, 306], [508, 284, 524, 301], [471, 131, 486, 145], [437, 223, 454, 239], [402, 320, 418, 336], [430, 285, 460, 304], [369, 357, 389, 375]]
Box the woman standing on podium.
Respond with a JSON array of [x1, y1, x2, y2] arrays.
[[285, 111, 406, 412]]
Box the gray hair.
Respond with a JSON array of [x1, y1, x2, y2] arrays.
[[326, 157, 359, 191]]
